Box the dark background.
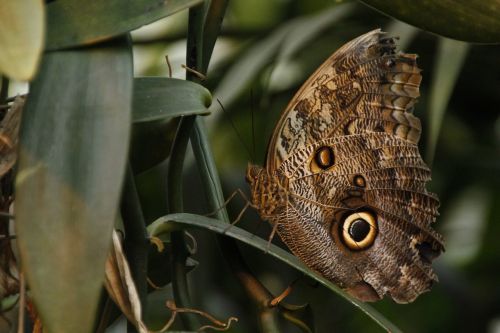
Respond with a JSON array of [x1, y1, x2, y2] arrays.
[[132, 1, 500, 332]]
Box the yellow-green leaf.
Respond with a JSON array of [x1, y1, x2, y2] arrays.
[[0, 0, 44, 80]]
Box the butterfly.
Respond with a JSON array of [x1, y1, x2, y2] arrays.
[[246, 29, 444, 303]]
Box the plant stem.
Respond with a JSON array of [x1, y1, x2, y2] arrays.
[[120, 164, 149, 331], [165, 2, 208, 329], [191, 118, 281, 332], [167, 115, 198, 330]]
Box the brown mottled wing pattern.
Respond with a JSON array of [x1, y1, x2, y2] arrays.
[[266, 29, 421, 171], [248, 29, 443, 303]]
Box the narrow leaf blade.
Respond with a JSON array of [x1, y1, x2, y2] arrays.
[[427, 38, 470, 164], [148, 213, 402, 333]]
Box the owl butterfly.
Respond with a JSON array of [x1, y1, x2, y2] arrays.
[[246, 29, 444, 303]]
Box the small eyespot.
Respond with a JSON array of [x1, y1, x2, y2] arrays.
[[340, 211, 378, 251], [353, 175, 366, 188], [310, 146, 335, 172]]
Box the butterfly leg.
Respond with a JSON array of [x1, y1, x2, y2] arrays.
[[264, 221, 280, 253], [204, 188, 250, 218], [222, 200, 251, 234]]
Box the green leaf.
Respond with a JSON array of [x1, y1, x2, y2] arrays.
[[130, 78, 211, 173], [133, 77, 211, 123], [426, 38, 469, 164], [15, 38, 133, 333], [360, 0, 500, 43], [210, 24, 287, 114], [277, 3, 354, 60], [148, 213, 402, 333], [0, 0, 44, 80], [130, 120, 175, 177], [211, 3, 353, 121], [46, 0, 204, 50], [202, 0, 230, 72]]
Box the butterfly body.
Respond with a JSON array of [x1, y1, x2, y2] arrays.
[[246, 30, 444, 303]]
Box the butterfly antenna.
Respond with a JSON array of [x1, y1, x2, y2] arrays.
[[250, 89, 256, 162], [217, 99, 253, 161]]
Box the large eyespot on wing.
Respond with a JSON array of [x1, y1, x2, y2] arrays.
[[265, 29, 423, 173], [338, 211, 378, 251]]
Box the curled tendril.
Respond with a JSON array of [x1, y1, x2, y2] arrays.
[[153, 300, 238, 333]]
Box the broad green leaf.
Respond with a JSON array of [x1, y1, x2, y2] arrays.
[[130, 77, 211, 173], [46, 0, 203, 50], [0, 0, 44, 80], [15, 38, 133, 333], [426, 38, 469, 164], [130, 120, 175, 176], [133, 77, 211, 123], [360, 0, 500, 43], [148, 213, 402, 333]]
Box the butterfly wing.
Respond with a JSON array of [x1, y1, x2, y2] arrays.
[[263, 29, 443, 303], [266, 29, 422, 171]]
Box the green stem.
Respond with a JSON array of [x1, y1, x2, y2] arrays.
[[166, 2, 207, 329], [190, 117, 229, 222], [202, 0, 230, 72], [186, 3, 206, 82], [167, 115, 198, 330], [120, 164, 149, 331], [191, 118, 281, 332]]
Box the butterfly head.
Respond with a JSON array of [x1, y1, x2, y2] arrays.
[[245, 162, 262, 186]]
